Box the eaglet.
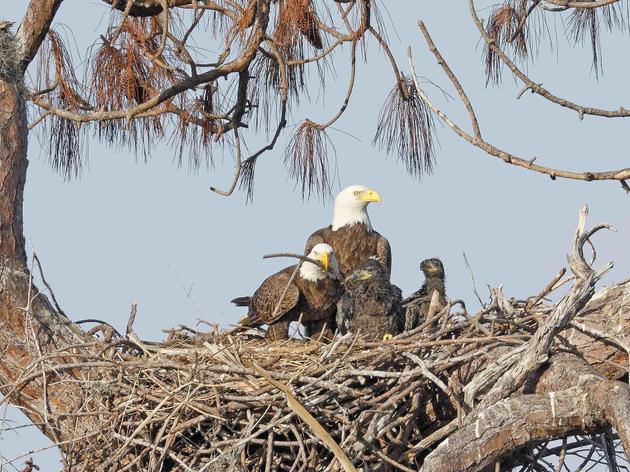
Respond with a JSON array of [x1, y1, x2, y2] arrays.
[[337, 259, 404, 341], [403, 258, 447, 331]]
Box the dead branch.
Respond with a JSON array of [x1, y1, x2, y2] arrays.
[[410, 23, 630, 188], [469, 0, 630, 119]]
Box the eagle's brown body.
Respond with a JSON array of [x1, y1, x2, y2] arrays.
[[403, 258, 447, 331], [337, 259, 404, 340], [239, 265, 342, 341], [305, 223, 391, 278]]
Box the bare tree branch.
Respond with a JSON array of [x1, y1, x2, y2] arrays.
[[470, 0, 630, 119], [410, 24, 630, 187]]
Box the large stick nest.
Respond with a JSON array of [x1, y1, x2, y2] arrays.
[[56, 308, 529, 471], [4, 208, 629, 472]]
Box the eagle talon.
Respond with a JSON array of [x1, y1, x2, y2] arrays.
[[382, 333, 393, 341]]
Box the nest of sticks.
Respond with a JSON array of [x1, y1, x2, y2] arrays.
[[7, 207, 628, 472], [65, 303, 533, 471]]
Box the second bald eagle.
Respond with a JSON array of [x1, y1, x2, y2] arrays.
[[232, 244, 342, 341]]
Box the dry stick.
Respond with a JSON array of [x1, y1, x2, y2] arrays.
[[369, 26, 406, 96], [543, 0, 621, 9], [265, 431, 274, 472], [210, 128, 242, 196], [98, 381, 194, 471], [462, 252, 485, 307], [108, 0, 134, 45], [263, 253, 328, 272], [252, 363, 359, 472], [411, 22, 630, 187], [243, 40, 288, 164], [527, 267, 567, 308], [476, 207, 613, 411], [110, 433, 195, 472], [569, 321, 630, 354], [28, 110, 51, 130], [507, 0, 542, 43], [126, 300, 138, 336], [554, 438, 568, 472], [313, 40, 357, 130], [31, 252, 66, 317]]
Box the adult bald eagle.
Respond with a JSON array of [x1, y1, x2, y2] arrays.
[[336, 259, 404, 340], [305, 185, 391, 279], [231, 244, 342, 341], [403, 258, 447, 331]]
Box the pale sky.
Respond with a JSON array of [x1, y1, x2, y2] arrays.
[[1, 1, 629, 469]]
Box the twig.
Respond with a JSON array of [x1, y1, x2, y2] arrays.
[[263, 252, 328, 271], [463, 252, 485, 307], [527, 267, 567, 308], [126, 301, 138, 336], [32, 252, 66, 317], [409, 24, 630, 188]]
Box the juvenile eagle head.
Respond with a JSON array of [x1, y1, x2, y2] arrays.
[[420, 258, 445, 278], [345, 259, 388, 289]]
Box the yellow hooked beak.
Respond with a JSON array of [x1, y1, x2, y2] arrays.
[[360, 189, 381, 203], [319, 252, 329, 272], [348, 269, 373, 283]]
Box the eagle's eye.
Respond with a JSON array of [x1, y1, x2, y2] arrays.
[[353, 191, 361, 197]]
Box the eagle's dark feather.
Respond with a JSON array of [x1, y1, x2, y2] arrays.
[[403, 258, 447, 331], [305, 223, 391, 279], [232, 265, 342, 341], [337, 259, 403, 340]]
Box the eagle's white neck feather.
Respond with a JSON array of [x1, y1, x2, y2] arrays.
[[332, 204, 371, 231], [299, 261, 329, 282]]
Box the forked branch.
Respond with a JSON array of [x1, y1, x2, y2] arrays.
[[410, 22, 630, 189]]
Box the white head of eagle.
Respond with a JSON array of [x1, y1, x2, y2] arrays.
[[300, 243, 339, 282], [331, 185, 381, 232]]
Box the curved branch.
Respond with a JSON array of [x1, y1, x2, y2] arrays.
[[470, 0, 630, 119], [210, 129, 241, 196], [544, 0, 622, 8], [313, 40, 357, 130], [409, 27, 630, 187], [263, 253, 327, 271], [369, 27, 407, 97], [418, 22, 480, 138], [31, 0, 271, 124]]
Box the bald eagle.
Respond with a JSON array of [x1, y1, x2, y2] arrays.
[[305, 185, 391, 279], [403, 258, 447, 331], [336, 259, 404, 340], [231, 244, 342, 341]]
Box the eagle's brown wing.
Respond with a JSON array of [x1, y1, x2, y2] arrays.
[[375, 232, 392, 277], [249, 269, 300, 325], [304, 226, 330, 254]]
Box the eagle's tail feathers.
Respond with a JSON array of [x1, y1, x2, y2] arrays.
[[231, 296, 251, 307]]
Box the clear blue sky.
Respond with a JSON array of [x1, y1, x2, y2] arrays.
[[1, 1, 629, 469]]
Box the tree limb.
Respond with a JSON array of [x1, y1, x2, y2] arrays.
[[16, 0, 63, 73], [409, 26, 630, 188]]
